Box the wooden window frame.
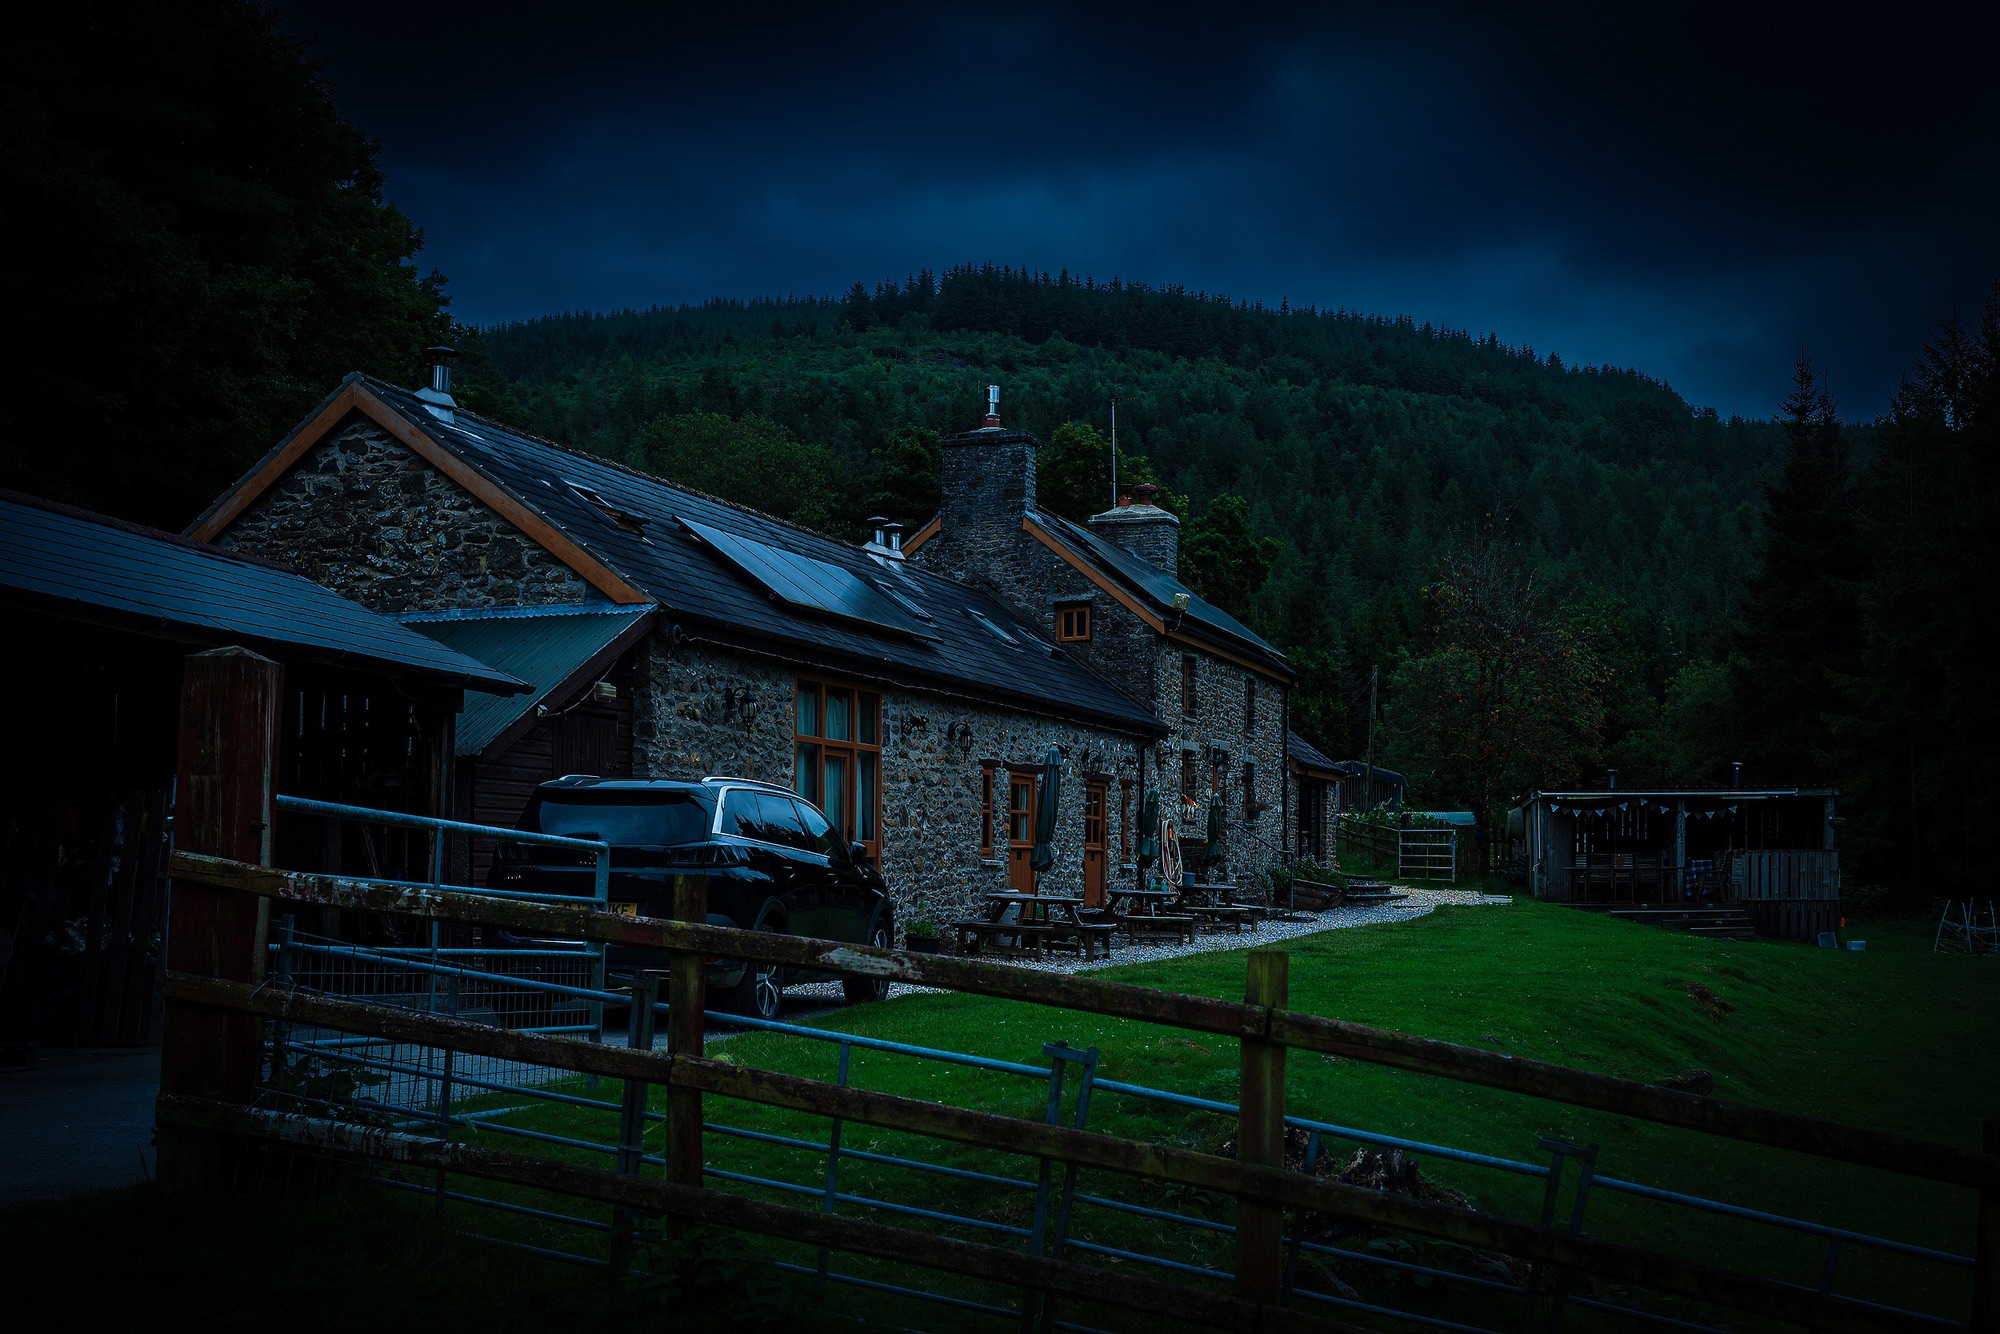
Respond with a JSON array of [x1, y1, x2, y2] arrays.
[[794, 676, 884, 860], [1242, 760, 1257, 820], [1181, 654, 1199, 716], [1056, 602, 1092, 643], [979, 764, 996, 858]]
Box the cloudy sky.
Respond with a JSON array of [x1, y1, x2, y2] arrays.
[[271, 2, 1996, 419]]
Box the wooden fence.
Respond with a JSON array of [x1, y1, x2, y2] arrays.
[[1730, 849, 1842, 943], [155, 649, 2000, 1332], [159, 849, 2000, 1333]]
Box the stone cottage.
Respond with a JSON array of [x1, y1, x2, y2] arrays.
[[904, 396, 1297, 885], [187, 360, 1296, 932]]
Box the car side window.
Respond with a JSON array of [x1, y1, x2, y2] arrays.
[[718, 789, 762, 841], [793, 799, 838, 856], [753, 792, 810, 850]]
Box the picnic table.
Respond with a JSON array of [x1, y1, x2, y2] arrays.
[[954, 893, 1113, 959], [1180, 881, 1257, 932], [1106, 886, 1195, 944]]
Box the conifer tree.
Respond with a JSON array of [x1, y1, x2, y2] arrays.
[[1729, 355, 1867, 784]]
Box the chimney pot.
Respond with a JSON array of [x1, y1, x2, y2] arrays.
[[982, 383, 1001, 428], [1606, 767, 1618, 790], [1731, 761, 1743, 789], [1134, 483, 1158, 506]]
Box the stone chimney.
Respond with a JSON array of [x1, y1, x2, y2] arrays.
[[938, 384, 1038, 575], [1088, 482, 1179, 576]]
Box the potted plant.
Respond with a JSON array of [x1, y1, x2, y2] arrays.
[[903, 917, 942, 955]]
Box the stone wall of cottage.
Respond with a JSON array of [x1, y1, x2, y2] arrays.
[[1150, 645, 1293, 884], [631, 636, 1144, 939], [215, 413, 591, 612], [912, 510, 1293, 887]]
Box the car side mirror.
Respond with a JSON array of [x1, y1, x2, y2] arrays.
[[847, 840, 869, 865]]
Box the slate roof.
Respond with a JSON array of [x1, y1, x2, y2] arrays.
[[0, 490, 527, 695], [1027, 510, 1290, 677], [1287, 731, 1340, 776], [399, 604, 654, 756], [344, 378, 1164, 735]]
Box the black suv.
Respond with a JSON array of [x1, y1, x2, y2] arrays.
[[490, 776, 894, 1020]]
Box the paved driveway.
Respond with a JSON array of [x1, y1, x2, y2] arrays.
[[0, 1048, 159, 1204]]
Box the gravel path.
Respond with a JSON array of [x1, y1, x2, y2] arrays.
[[784, 886, 1511, 1005]]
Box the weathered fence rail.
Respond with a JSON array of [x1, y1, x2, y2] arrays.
[[162, 850, 2000, 1332]]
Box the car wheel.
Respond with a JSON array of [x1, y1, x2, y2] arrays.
[[724, 921, 785, 1022], [842, 921, 893, 1005]]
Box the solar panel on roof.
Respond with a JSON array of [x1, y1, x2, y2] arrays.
[[679, 518, 939, 641]]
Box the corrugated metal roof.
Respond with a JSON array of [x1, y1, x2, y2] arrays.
[[354, 377, 1163, 736], [0, 491, 528, 695], [399, 604, 653, 755], [1027, 510, 1290, 675]]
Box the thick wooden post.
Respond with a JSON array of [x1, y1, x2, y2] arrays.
[[1235, 948, 1289, 1303], [1975, 1120, 1999, 1333], [157, 647, 283, 1189], [665, 872, 708, 1230]]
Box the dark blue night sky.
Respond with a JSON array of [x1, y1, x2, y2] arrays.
[[270, 3, 1997, 419]]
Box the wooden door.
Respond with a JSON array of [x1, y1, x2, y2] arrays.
[[1082, 782, 1108, 908], [1007, 774, 1037, 891]]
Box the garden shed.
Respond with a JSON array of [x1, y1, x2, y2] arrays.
[[1513, 785, 1840, 940]]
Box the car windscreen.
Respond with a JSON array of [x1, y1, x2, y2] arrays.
[[528, 791, 710, 847]]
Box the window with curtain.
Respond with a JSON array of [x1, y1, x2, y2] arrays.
[[794, 678, 882, 856], [979, 765, 995, 856]]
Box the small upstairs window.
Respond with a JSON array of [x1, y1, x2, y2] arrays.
[[1057, 602, 1092, 643], [1244, 677, 1257, 735], [1181, 655, 1199, 716]]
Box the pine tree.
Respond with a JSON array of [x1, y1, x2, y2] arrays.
[[1843, 287, 2000, 896], [1730, 354, 1868, 784]]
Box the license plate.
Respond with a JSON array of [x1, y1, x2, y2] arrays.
[[609, 901, 639, 917]]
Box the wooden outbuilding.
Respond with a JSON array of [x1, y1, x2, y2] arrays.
[[1511, 785, 1841, 941], [0, 491, 523, 1047]]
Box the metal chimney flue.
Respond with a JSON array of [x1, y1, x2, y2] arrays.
[[1606, 767, 1618, 790], [1731, 761, 1743, 789], [982, 383, 1001, 429], [415, 345, 458, 421]]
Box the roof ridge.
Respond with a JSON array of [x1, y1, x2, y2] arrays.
[[360, 375, 862, 550], [1, 488, 307, 579]]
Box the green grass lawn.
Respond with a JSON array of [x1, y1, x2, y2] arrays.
[[6, 898, 1992, 1332], [410, 896, 1998, 1330]]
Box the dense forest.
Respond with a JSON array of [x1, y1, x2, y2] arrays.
[[480, 271, 1783, 786]]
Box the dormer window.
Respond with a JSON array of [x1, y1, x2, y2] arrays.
[[1057, 602, 1091, 643]]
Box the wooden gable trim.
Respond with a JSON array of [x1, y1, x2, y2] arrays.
[[1020, 515, 1165, 632], [902, 513, 942, 554], [190, 382, 365, 541], [1166, 628, 1293, 685], [192, 381, 651, 607], [1022, 514, 1292, 684]]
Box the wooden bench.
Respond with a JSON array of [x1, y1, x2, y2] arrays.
[[1187, 905, 1253, 933], [952, 921, 1055, 956], [1118, 914, 1195, 945]]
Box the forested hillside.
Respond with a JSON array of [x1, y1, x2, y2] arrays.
[[482, 267, 1785, 776]]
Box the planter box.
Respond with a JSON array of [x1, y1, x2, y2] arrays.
[[904, 935, 942, 955]]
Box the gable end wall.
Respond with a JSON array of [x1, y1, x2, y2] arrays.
[[213, 413, 591, 612]]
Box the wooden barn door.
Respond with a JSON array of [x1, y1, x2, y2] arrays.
[[1082, 782, 1108, 908]]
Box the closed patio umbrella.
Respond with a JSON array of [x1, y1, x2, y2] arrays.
[[1205, 792, 1226, 876], [1029, 743, 1063, 883], [1135, 789, 1161, 870]]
